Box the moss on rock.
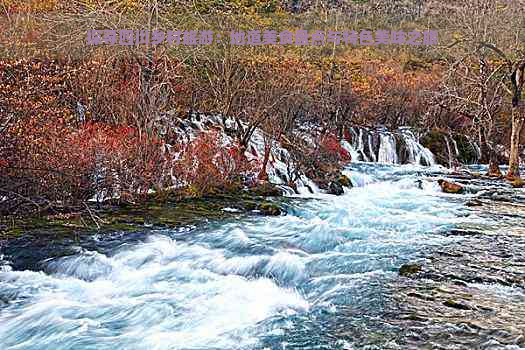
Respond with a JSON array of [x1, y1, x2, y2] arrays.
[[338, 175, 353, 188], [454, 134, 478, 164], [510, 178, 525, 188], [257, 202, 282, 216]]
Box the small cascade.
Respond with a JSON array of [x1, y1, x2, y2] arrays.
[[344, 126, 436, 166], [471, 139, 482, 161], [356, 128, 369, 161], [444, 136, 453, 168], [377, 133, 398, 164], [341, 140, 359, 161], [367, 133, 377, 162], [399, 129, 436, 166], [443, 135, 463, 168]]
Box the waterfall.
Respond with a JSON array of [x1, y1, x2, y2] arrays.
[[343, 126, 435, 166], [399, 129, 436, 166], [444, 136, 454, 168], [377, 133, 398, 164], [471, 138, 482, 161], [353, 128, 368, 161], [367, 133, 377, 162], [341, 140, 359, 161]]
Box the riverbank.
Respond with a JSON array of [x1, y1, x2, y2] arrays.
[[0, 186, 294, 240]]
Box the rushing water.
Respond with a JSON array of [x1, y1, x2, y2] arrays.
[[0, 163, 492, 349], [343, 127, 436, 166]]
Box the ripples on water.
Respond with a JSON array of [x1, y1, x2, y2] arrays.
[[0, 163, 486, 349]]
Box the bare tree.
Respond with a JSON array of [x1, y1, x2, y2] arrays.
[[440, 0, 525, 178], [437, 52, 507, 175]]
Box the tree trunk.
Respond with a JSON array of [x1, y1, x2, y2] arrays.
[[487, 147, 502, 177], [478, 126, 490, 164], [507, 60, 525, 179], [507, 107, 524, 179], [258, 141, 271, 181]]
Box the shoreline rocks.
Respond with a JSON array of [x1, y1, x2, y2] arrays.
[[437, 179, 464, 194], [327, 174, 353, 195]]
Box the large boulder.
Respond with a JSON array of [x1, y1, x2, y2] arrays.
[[395, 133, 410, 164], [487, 162, 503, 178], [437, 179, 464, 194], [454, 134, 479, 164], [338, 175, 353, 188], [327, 174, 353, 195], [420, 130, 449, 166], [420, 131, 480, 166], [328, 181, 344, 195]]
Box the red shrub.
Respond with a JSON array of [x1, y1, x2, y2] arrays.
[[2, 120, 168, 206], [69, 122, 169, 201], [175, 131, 257, 196], [319, 133, 352, 163]]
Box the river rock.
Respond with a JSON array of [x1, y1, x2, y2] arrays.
[[257, 202, 282, 216], [510, 178, 525, 188], [328, 181, 344, 195], [420, 130, 449, 166], [243, 200, 258, 211], [487, 164, 503, 178], [338, 175, 353, 188], [465, 199, 483, 207], [438, 179, 464, 194], [399, 263, 422, 276], [443, 299, 473, 310]]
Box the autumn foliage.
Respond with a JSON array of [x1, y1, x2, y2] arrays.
[[0, 0, 447, 216], [1, 119, 167, 209], [318, 133, 352, 163], [0, 52, 443, 215], [175, 131, 258, 197]]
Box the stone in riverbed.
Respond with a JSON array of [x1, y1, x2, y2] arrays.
[[338, 175, 353, 188], [399, 263, 422, 276], [243, 201, 258, 211], [443, 299, 473, 310], [401, 314, 428, 322], [465, 199, 483, 207], [510, 178, 525, 188], [328, 181, 344, 195], [437, 179, 464, 194], [257, 202, 282, 216], [327, 174, 353, 195], [407, 292, 435, 301]]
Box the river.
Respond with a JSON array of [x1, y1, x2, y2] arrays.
[[1, 162, 523, 349]]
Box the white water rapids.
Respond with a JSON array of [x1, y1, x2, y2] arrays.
[[0, 163, 485, 350]]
